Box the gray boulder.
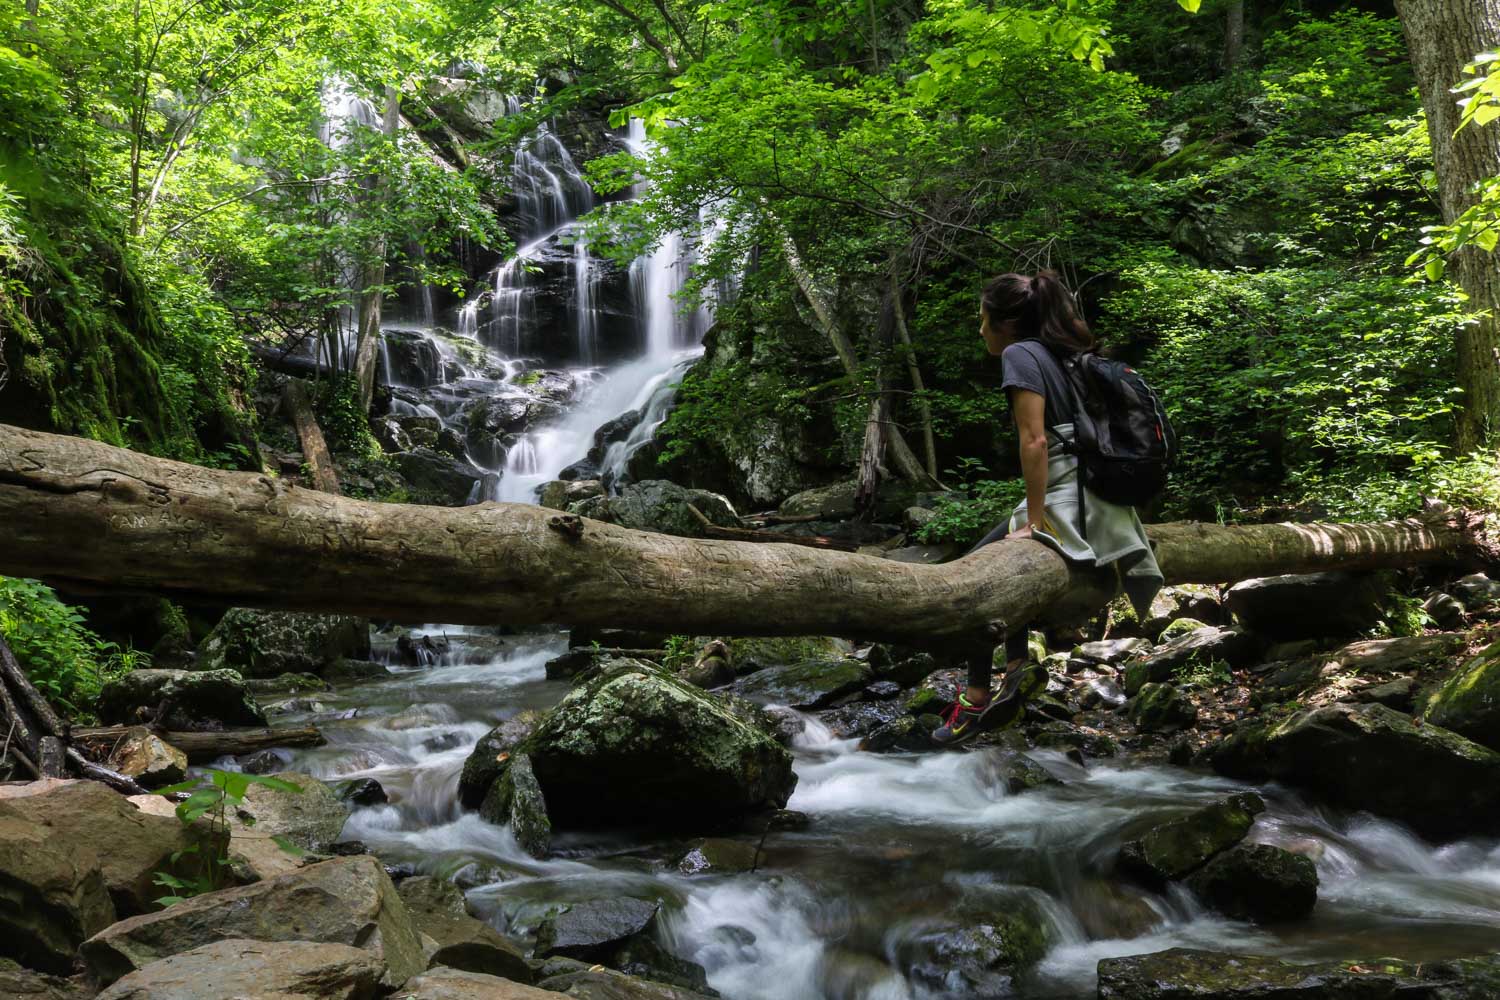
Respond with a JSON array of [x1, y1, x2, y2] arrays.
[[464, 660, 796, 831], [1186, 844, 1318, 923], [397, 878, 532, 984], [1073, 638, 1151, 665], [97, 668, 266, 730], [570, 480, 738, 538], [81, 855, 426, 989], [198, 609, 370, 679], [391, 448, 482, 507], [0, 962, 91, 1000], [95, 939, 383, 1000], [534, 898, 660, 961], [1225, 571, 1384, 640], [1213, 702, 1500, 840]]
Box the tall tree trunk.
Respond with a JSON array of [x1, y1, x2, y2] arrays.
[[891, 279, 938, 479], [351, 85, 400, 415], [1221, 0, 1245, 72], [1396, 0, 1500, 451], [0, 424, 1494, 644]]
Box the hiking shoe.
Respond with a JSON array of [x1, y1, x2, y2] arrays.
[[931, 692, 991, 746]]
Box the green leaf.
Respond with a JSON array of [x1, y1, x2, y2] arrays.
[[243, 774, 304, 794], [1477, 228, 1500, 252], [1176, 0, 1201, 11], [1425, 257, 1446, 281]]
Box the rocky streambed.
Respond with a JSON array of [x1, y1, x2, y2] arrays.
[[13, 559, 1500, 1000]]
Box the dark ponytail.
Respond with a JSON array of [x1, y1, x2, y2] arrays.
[[981, 269, 1096, 355]]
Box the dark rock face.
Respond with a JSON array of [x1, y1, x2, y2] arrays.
[[1225, 571, 1384, 640], [463, 660, 796, 831], [383, 330, 445, 388], [1123, 627, 1261, 695], [198, 609, 371, 680], [1097, 948, 1500, 999], [1118, 793, 1265, 887], [1213, 702, 1500, 840], [390, 448, 482, 506], [97, 668, 266, 730], [1186, 844, 1318, 923], [336, 778, 388, 808], [734, 658, 873, 710]]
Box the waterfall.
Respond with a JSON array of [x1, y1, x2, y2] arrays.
[[572, 233, 599, 365]]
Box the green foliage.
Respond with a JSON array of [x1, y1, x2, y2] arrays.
[[1173, 656, 1231, 689], [153, 770, 304, 905], [662, 635, 696, 672], [915, 468, 1026, 547], [0, 577, 142, 717], [317, 374, 383, 459]]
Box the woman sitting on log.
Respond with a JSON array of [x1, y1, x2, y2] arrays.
[[932, 270, 1165, 746]]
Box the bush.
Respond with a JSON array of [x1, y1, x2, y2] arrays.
[[0, 577, 144, 717]]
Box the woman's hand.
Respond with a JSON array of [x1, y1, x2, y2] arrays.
[[1010, 523, 1035, 539]]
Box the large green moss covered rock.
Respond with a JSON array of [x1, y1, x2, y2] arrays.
[[478, 753, 551, 859], [1118, 793, 1264, 886], [198, 609, 370, 679], [1186, 844, 1317, 924], [97, 668, 266, 730], [732, 657, 872, 709], [894, 900, 1049, 997], [1097, 948, 1500, 999], [1212, 702, 1500, 840], [464, 659, 796, 831], [1425, 639, 1500, 751], [1127, 683, 1198, 733]]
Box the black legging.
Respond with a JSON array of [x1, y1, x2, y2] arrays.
[[964, 521, 1031, 692]]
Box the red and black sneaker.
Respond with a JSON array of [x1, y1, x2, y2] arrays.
[[930, 664, 1047, 748], [931, 691, 991, 746]]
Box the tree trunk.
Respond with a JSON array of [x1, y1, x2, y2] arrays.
[[1396, 0, 1500, 451], [352, 85, 400, 415], [0, 425, 1494, 646], [1221, 0, 1245, 72], [280, 378, 340, 494]]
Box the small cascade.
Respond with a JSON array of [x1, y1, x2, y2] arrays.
[[597, 368, 686, 485], [505, 95, 593, 242], [572, 233, 600, 365], [457, 301, 480, 341]]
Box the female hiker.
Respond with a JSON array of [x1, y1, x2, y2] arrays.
[[932, 270, 1164, 746]]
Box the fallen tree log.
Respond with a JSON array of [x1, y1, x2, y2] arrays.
[[71, 725, 326, 763], [0, 423, 1495, 645]]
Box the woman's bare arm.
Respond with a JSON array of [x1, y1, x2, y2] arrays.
[[1011, 389, 1049, 534]]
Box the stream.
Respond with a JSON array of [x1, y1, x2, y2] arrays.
[[262, 98, 1500, 998]]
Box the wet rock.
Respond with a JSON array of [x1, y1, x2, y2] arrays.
[[678, 838, 759, 875], [478, 753, 551, 859], [198, 609, 370, 679], [1095, 948, 1500, 999], [818, 699, 903, 739], [759, 705, 806, 745], [534, 897, 660, 961], [423, 732, 465, 753], [866, 679, 903, 700], [1027, 721, 1119, 757], [1156, 617, 1208, 644], [539, 478, 605, 511], [858, 714, 936, 753], [406, 902, 533, 984], [396, 631, 452, 666], [769, 809, 810, 831], [81, 856, 426, 989], [1123, 627, 1260, 696], [605, 933, 715, 993], [470, 660, 796, 831], [1424, 591, 1467, 630], [1127, 682, 1198, 733], [324, 658, 391, 684], [94, 938, 384, 1000], [397, 876, 469, 920], [244, 672, 329, 695], [1225, 572, 1385, 640], [1212, 703, 1500, 840], [98, 668, 266, 730], [384, 329, 444, 387], [105, 728, 187, 789], [1186, 843, 1318, 923], [239, 748, 289, 775], [336, 778, 388, 808], [572, 480, 738, 538], [1347, 674, 1417, 711], [1424, 638, 1500, 751], [234, 771, 347, 852], [733, 658, 872, 710], [394, 967, 557, 998], [992, 751, 1061, 794], [391, 448, 482, 507], [895, 906, 1048, 997], [1117, 793, 1264, 886], [1073, 638, 1151, 665], [457, 714, 540, 809]]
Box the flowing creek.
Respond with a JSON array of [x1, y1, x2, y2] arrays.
[[256, 99, 1500, 998]]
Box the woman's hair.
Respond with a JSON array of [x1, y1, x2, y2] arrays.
[[981, 269, 1095, 355]]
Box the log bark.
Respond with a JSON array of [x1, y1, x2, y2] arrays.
[[280, 378, 341, 494], [1396, 0, 1500, 450], [0, 424, 1495, 645], [70, 725, 326, 764]]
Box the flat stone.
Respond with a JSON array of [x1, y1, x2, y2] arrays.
[[534, 897, 660, 961], [1074, 638, 1152, 665], [94, 939, 383, 1000], [1225, 572, 1384, 640], [733, 658, 872, 710]]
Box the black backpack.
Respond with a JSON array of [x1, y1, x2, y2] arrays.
[[1049, 346, 1176, 510]]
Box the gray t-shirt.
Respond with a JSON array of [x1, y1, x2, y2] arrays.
[[1001, 340, 1076, 430]]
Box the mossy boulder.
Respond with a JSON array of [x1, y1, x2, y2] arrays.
[[1425, 638, 1500, 751], [1118, 793, 1264, 887], [893, 899, 1049, 997], [97, 668, 266, 730], [198, 609, 370, 680], [464, 659, 796, 831], [733, 657, 872, 709], [478, 753, 551, 859], [1212, 702, 1500, 840], [1127, 683, 1198, 733], [457, 714, 540, 810], [1186, 844, 1318, 923], [1157, 617, 1208, 644]]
